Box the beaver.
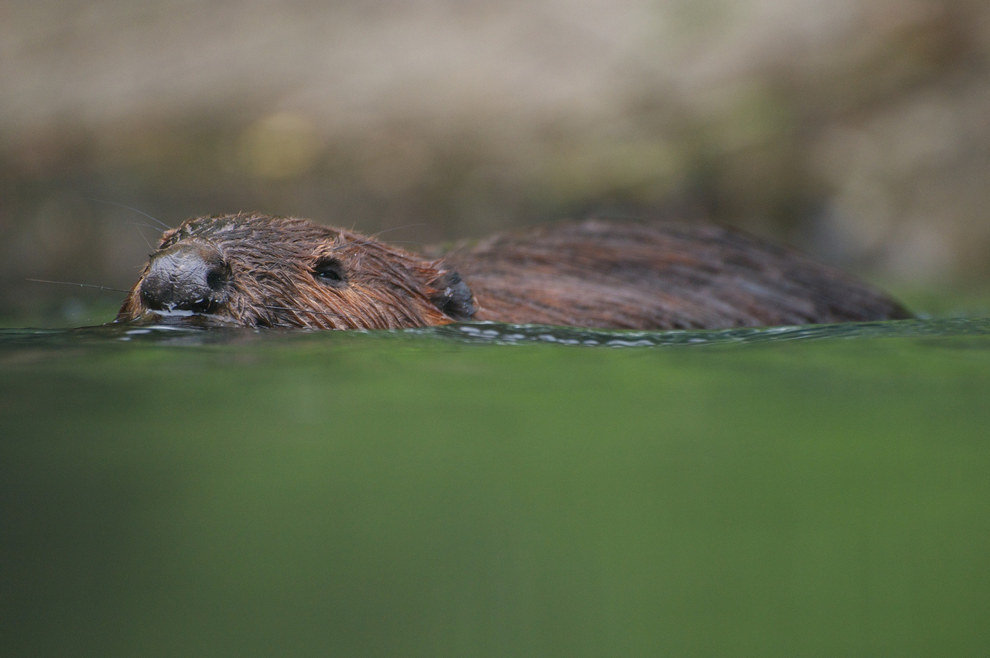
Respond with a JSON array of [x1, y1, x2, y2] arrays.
[[115, 212, 909, 330]]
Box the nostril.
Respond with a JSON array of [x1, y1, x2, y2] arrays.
[[206, 266, 228, 292]]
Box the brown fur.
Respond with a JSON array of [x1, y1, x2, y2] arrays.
[[116, 213, 909, 330]]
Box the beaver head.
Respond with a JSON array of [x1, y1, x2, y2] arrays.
[[116, 213, 475, 329]]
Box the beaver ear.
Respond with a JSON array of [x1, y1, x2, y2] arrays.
[[427, 268, 475, 321]]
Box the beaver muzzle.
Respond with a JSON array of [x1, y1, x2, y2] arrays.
[[139, 240, 230, 313]]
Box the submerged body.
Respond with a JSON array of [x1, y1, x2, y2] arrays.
[[116, 213, 908, 330]]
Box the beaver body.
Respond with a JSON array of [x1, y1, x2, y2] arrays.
[[116, 213, 909, 330]]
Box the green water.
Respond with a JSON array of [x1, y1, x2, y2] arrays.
[[2, 319, 990, 656]]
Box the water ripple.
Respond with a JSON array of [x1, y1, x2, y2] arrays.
[[2, 317, 989, 349]]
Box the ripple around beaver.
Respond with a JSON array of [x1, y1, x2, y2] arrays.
[[2, 317, 990, 350]]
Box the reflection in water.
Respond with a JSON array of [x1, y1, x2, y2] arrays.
[[1, 317, 989, 349], [429, 317, 990, 347]]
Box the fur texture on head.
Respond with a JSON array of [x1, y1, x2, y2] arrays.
[[116, 213, 474, 329]]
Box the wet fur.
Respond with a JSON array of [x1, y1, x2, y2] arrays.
[[117, 213, 908, 330]]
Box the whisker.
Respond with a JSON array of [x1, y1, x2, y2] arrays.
[[127, 220, 169, 233], [27, 278, 130, 294], [86, 197, 172, 230], [127, 222, 156, 251]]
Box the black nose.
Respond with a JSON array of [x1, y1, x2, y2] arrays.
[[140, 241, 229, 312]]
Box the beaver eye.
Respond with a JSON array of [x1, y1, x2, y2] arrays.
[[312, 257, 346, 286]]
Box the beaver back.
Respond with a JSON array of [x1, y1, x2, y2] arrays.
[[446, 220, 909, 329]]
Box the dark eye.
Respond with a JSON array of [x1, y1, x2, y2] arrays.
[[312, 257, 346, 286]]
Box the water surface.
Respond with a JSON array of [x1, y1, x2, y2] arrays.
[[3, 318, 989, 656]]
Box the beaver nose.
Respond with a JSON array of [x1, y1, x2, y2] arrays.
[[140, 241, 229, 312]]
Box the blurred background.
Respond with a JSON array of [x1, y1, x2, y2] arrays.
[[2, 0, 989, 324]]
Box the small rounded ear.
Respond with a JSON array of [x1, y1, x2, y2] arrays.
[[427, 268, 476, 321]]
